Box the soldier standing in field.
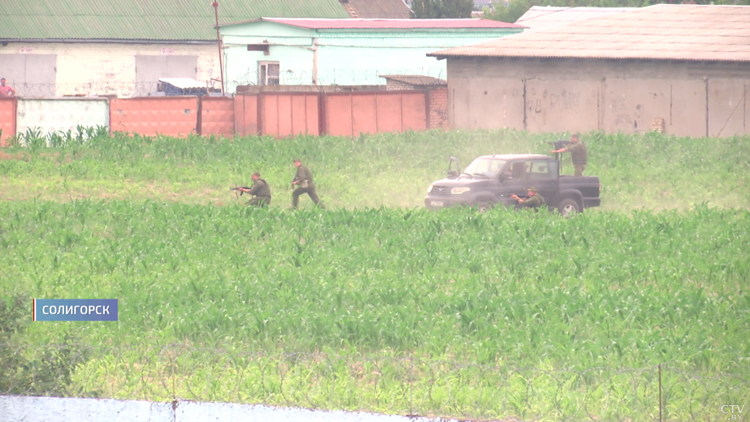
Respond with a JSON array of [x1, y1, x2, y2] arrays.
[[552, 133, 588, 176], [236, 172, 271, 207], [291, 159, 325, 209], [511, 187, 545, 211]]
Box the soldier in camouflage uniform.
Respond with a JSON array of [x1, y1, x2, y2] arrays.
[[511, 187, 545, 210], [291, 159, 325, 209], [237, 172, 271, 207], [552, 133, 588, 176]]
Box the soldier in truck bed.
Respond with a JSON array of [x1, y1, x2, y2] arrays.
[[552, 133, 588, 176], [291, 159, 325, 209]]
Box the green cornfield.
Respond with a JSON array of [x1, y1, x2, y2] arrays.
[[1, 129, 749, 421]]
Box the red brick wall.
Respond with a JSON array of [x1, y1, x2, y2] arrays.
[[385, 81, 416, 91], [426, 86, 448, 129]]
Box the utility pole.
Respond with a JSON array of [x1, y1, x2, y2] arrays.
[[212, 1, 225, 94]]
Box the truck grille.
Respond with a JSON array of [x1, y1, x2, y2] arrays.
[[431, 186, 451, 196]]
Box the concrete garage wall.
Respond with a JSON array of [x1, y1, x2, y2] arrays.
[[446, 58, 750, 137], [708, 79, 749, 137], [448, 77, 524, 130], [525, 79, 600, 133], [0, 396, 457, 422]]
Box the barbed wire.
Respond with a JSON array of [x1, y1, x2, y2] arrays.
[[1, 68, 444, 98], [0, 343, 746, 421], [0, 81, 222, 99], [228, 68, 446, 92]]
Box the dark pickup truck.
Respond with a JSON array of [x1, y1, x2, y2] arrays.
[[424, 154, 600, 216]]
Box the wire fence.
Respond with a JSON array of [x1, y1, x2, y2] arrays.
[[1, 81, 223, 99], [2, 68, 445, 98], [1, 343, 746, 421], [227, 67, 447, 90]]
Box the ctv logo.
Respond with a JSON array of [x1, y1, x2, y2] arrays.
[[722, 405, 745, 421]]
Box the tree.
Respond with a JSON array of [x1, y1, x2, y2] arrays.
[[0, 294, 90, 396], [411, 0, 475, 18]]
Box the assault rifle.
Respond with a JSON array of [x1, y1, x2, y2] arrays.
[[229, 186, 251, 196], [290, 176, 298, 190], [549, 139, 571, 173]]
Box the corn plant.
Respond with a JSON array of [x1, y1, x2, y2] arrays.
[[0, 201, 748, 420]]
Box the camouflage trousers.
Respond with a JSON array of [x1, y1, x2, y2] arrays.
[[574, 164, 586, 177], [292, 187, 325, 209], [246, 196, 271, 207]]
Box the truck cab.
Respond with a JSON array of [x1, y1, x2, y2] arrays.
[[424, 154, 600, 216]]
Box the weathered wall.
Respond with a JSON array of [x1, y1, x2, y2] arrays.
[[260, 93, 320, 137], [110, 97, 199, 137], [0, 396, 456, 422], [234, 94, 259, 136], [323, 91, 427, 137], [0, 88, 447, 142], [446, 57, 750, 137], [0, 42, 219, 97], [426, 86, 449, 129], [199, 97, 235, 137], [16, 98, 109, 137], [221, 22, 522, 89]]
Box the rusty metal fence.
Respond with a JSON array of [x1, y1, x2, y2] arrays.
[[0, 90, 437, 141], [0, 98, 16, 146], [0, 343, 746, 422]]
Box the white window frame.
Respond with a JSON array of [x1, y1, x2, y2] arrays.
[[258, 61, 280, 86]]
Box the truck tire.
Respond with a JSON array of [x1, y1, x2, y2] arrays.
[[477, 201, 495, 213], [557, 198, 581, 218]]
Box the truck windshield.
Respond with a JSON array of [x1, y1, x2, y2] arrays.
[[463, 158, 507, 178]]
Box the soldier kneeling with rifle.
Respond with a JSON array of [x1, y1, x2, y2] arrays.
[[511, 187, 545, 211], [230, 172, 271, 207]]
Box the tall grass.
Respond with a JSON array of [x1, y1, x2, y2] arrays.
[[1, 129, 748, 209], [2, 202, 747, 373], [1, 129, 748, 418]]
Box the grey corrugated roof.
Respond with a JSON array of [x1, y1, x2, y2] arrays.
[[380, 75, 447, 86], [0, 0, 349, 41], [430, 4, 750, 63], [515, 6, 636, 30]]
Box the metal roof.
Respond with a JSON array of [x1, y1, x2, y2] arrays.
[[346, 0, 411, 19], [515, 6, 636, 31], [159, 78, 207, 89], [225, 18, 524, 30], [380, 75, 447, 86], [430, 4, 750, 63], [0, 0, 349, 41]]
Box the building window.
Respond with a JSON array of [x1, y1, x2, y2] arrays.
[[258, 62, 280, 86]]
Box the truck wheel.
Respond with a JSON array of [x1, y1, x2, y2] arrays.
[[557, 198, 581, 218], [477, 202, 494, 213]]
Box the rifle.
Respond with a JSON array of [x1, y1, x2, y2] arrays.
[[290, 176, 298, 190], [229, 186, 251, 197], [549, 139, 570, 151]]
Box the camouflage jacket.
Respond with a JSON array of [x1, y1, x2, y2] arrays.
[[247, 178, 271, 198], [295, 165, 315, 188], [567, 142, 587, 165], [521, 194, 545, 209]]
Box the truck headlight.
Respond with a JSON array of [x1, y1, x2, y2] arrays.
[[426, 185, 433, 193], [451, 187, 471, 195]]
